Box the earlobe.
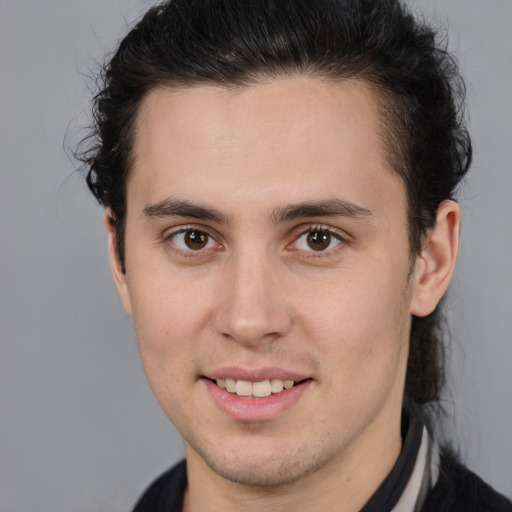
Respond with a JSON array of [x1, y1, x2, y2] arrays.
[[410, 200, 461, 317], [104, 210, 133, 317]]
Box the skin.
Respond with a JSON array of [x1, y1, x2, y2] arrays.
[[107, 77, 460, 512]]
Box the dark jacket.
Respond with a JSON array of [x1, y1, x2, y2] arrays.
[[132, 453, 512, 512], [423, 449, 512, 512]]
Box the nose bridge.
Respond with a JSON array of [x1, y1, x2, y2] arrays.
[[213, 244, 291, 345]]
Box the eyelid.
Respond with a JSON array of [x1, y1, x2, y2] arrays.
[[161, 225, 223, 256], [162, 224, 219, 241], [294, 223, 349, 240], [160, 222, 349, 258], [288, 224, 349, 253]]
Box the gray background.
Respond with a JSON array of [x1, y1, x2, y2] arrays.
[[0, 0, 510, 510]]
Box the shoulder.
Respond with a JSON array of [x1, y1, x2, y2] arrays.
[[132, 459, 187, 512], [423, 448, 512, 512]]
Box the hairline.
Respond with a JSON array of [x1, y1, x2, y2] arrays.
[[111, 72, 422, 273]]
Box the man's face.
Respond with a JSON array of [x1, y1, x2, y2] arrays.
[[115, 77, 418, 486]]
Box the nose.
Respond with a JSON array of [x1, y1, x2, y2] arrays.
[[212, 251, 293, 346]]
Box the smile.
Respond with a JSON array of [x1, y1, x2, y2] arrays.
[[215, 378, 297, 398], [204, 376, 313, 422]]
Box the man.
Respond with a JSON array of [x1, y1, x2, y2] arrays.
[[79, 0, 512, 510]]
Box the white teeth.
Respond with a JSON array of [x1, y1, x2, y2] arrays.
[[215, 378, 297, 397], [252, 380, 272, 397], [270, 379, 284, 393], [235, 380, 253, 396], [225, 378, 236, 393]]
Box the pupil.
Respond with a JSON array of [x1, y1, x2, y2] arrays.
[[185, 231, 208, 250], [307, 231, 330, 251]]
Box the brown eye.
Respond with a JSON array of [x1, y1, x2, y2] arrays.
[[294, 228, 342, 252], [184, 230, 209, 250], [307, 231, 332, 251], [170, 229, 216, 251]]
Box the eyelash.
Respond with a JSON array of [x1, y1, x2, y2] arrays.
[[291, 225, 346, 255], [162, 226, 222, 259], [162, 224, 347, 259]]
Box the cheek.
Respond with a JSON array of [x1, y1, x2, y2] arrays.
[[127, 280, 208, 419], [300, 281, 410, 434], [299, 264, 411, 383], [127, 272, 213, 375]]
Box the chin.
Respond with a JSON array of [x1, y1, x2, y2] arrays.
[[189, 435, 337, 487], [205, 456, 318, 487]]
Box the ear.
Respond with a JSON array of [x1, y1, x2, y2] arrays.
[[410, 200, 461, 317], [105, 209, 133, 317]]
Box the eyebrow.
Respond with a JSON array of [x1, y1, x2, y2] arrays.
[[269, 199, 373, 224], [142, 197, 373, 224], [142, 198, 228, 223]]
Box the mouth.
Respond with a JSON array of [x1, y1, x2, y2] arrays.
[[202, 368, 313, 421], [210, 377, 307, 398]]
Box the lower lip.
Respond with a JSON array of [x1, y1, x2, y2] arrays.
[[203, 379, 312, 422]]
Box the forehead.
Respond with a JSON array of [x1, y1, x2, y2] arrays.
[[129, 77, 405, 220]]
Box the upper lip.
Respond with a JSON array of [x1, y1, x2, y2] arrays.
[[205, 367, 310, 382]]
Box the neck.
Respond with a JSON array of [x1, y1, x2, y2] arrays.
[[182, 402, 403, 512]]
